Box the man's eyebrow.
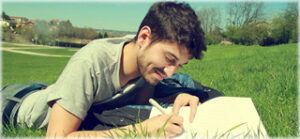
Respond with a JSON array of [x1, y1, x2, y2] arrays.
[[166, 52, 189, 65], [166, 52, 179, 60]]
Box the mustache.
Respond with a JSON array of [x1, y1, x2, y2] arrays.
[[154, 68, 166, 77]]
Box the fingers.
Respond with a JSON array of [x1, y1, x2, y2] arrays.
[[144, 112, 185, 137], [164, 124, 183, 137], [162, 114, 184, 137], [172, 94, 188, 115], [172, 93, 200, 122], [169, 114, 183, 127], [189, 96, 199, 122], [172, 104, 181, 117]]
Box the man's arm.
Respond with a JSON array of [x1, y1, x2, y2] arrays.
[[46, 102, 82, 137], [67, 113, 183, 138], [47, 101, 184, 138]]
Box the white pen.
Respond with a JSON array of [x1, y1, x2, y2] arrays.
[[149, 98, 167, 114]]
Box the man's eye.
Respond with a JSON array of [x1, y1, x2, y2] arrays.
[[166, 57, 175, 64]]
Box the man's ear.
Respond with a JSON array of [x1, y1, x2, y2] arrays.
[[136, 26, 151, 49]]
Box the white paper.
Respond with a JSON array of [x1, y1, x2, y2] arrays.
[[149, 96, 268, 138]]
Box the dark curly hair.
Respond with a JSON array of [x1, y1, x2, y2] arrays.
[[134, 1, 206, 59]]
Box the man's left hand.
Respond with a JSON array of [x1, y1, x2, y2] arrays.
[[172, 93, 200, 123]]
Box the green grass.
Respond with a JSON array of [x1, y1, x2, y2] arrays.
[[2, 50, 71, 86], [178, 43, 298, 137], [1, 43, 298, 137], [2, 124, 46, 137]]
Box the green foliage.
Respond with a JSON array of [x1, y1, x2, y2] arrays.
[[57, 20, 98, 40], [32, 20, 58, 45], [284, 3, 298, 43], [270, 15, 290, 44], [269, 3, 298, 44], [33, 21, 50, 39], [103, 32, 109, 38], [2, 11, 11, 20], [58, 20, 73, 38], [224, 23, 269, 46], [205, 32, 223, 45], [72, 27, 98, 40], [5, 19, 100, 46], [217, 2, 297, 46], [98, 32, 103, 38], [2, 27, 15, 42], [20, 26, 36, 42], [223, 26, 239, 44]]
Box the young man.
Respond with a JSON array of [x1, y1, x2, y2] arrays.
[[2, 1, 207, 138]]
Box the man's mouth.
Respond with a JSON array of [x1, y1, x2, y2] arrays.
[[155, 69, 165, 80]]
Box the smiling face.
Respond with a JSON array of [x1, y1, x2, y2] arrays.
[[137, 41, 191, 86]]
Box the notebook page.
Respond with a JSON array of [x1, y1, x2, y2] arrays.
[[149, 97, 268, 138]]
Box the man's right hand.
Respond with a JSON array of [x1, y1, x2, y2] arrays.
[[142, 113, 184, 137]]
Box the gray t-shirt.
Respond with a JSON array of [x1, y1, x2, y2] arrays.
[[17, 37, 147, 128]]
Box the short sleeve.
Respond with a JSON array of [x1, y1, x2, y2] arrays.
[[47, 59, 97, 120]]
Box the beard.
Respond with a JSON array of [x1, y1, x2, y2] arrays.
[[137, 55, 162, 86]]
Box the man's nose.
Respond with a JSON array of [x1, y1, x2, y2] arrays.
[[163, 65, 178, 78]]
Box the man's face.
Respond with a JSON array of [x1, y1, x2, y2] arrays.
[[137, 41, 191, 86]]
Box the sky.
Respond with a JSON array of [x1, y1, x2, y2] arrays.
[[1, 0, 297, 32]]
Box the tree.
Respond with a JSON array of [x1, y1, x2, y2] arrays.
[[227, 2, 264, 27], [83, 28, 98, 40], [283, 3, 298, 43], [33, 20, 51, 44], [103, 32, 108, 38], [205, 32, 223, 45], [196, 8, 222, 33], [2, 12, 10, 20], [270, 15, 289, 44], [223, 25, 240, 44], [98, 32, 103, 38], [269, 2, 298, 44], [72, 27, 98, 40], [224, 22, 269, 46], [20, 26, 35, 42], [2, 26, 14, 41], [196, 8, 223, 45], [58, 20, 73, 38]]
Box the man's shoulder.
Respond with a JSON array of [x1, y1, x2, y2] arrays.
[[89, 34, 135, 46], [70, 34, 135, 67], [80, 34, 134, 56]]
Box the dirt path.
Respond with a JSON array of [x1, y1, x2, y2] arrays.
[[1, 47, 71, 58], [2, 42, 62, 48]]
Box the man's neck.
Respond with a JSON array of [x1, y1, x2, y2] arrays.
[[119, 41, 141, 87]]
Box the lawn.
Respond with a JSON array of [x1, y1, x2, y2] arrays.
[[1, 43, 298, 137]]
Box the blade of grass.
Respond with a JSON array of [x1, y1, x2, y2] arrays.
[[218, 122, 246, 138]]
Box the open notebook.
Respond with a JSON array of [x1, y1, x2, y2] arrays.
[[149, 96, 268, 138]]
